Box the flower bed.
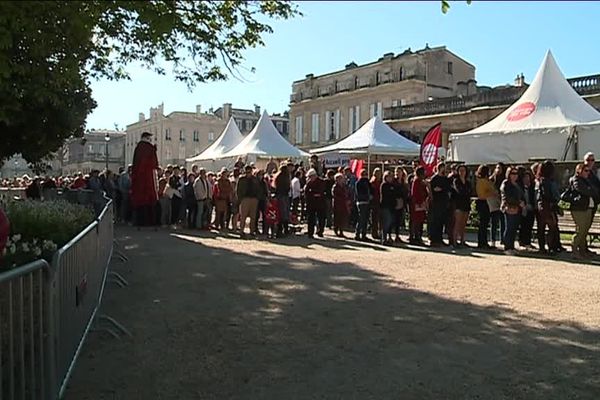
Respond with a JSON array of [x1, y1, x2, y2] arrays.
[[0, 200, 95, 270]]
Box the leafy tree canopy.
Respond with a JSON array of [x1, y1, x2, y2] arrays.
[[0, 0, 299, 162]]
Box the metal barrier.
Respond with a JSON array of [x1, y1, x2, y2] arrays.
[[0, 198, 116, 399], [0, 259, 51, 399]]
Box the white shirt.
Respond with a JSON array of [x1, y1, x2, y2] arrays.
[[291, 177, 301, 199]]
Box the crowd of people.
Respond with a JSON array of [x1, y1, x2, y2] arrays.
[[3, 130, 600, 262]]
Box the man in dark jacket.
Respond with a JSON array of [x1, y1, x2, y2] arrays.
[[354, 169, 372, 241], [429, 162, 452, 246], [304, 168, 327, 238]]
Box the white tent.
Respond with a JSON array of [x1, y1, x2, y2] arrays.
[[449, 50, 600, 164], [186, 117, 243, 162], [310, 116, 420, 158], [223, 111, 309, 159]]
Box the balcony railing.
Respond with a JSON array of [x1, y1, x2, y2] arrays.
[[568, 74, 600, 95]]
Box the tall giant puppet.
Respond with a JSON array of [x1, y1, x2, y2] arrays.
[[131, 131, 159, 226]]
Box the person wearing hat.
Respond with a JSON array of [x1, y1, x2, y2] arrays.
[[304, 168, 327, 238], [131, 131, 159, 227]]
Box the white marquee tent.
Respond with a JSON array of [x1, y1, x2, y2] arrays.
[[449, 50, 600, 164], [310, 116, 420, 158], [186, 117, 244, 169], [223, 111, 309, 160]]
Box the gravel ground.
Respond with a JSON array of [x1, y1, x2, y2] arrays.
[[65, 226, 600, 400]]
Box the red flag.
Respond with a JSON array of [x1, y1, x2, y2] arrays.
[[350, 159, 363, 176], [420, 123, 442, 177]]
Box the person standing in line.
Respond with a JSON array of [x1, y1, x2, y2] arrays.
[[168, 166, 183, 226], [583, 152, 600, 255], [490, 163, 507, 247], [380, 171, 397, 245], [157, 171, 171, 227], [332, 172, 349, 238], [475, 165, 495, 249], [369, 168, 383, 240], [500, 167, 524, 255], [393, 167, 409, 243], [213, 170, 233, 231], [452, 165, 472, 248], [344, 166, 358, 227], [273, 165, 292, 237], [569, 163, 600, 259], [266, 157, 278, 176], [324, 169, 336, 229], [183, 173, 197, 229], [193, 168, 211, 230], [291, 170, 302, 216], [354, 169, 372, 242], [304, 168, 327, 239], [518, 170, 537, 250], [255, 169, 270, 235], [130, 131, 159, 227], [118, 165, 132, 223], [237, 165, 260, 238], [536, 160, 561, 255], [409, 166, 428, 245], [428, 162, 452, 247]]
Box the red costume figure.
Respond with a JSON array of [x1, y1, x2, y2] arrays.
[[332, 180, 349, 237], [410, 173, 428, 243], [131, 132, 159, 226], [265, 197, 281, 238]]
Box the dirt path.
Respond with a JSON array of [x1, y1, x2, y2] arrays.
[[65, 227, 600, 400]]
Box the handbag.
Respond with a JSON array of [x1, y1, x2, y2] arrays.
[[560, 185, 580, 204], [487, 196, 501, 213]]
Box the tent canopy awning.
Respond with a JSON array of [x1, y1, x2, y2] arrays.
[[186, 117, 243, 162], [310, 116, 420, 157], [223, 111, 309, 159], [449, 50, 600, 164]]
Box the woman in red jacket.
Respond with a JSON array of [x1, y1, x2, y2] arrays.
[[410, 166, 428, 245]]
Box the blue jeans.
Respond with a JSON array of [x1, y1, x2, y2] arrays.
[[491, 210, 505, 244], [196, 200, 207, 228], [356, 203, 370, 239], [503, 212, 520, 250], [381, 208, 394, 239]]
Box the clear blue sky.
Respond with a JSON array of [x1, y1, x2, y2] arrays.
[[86, 1, 600, 130]]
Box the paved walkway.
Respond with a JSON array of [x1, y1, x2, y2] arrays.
[[65, 226, 600, 399]]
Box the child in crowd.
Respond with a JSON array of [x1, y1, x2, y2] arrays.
[[265, 195, 281, 239]]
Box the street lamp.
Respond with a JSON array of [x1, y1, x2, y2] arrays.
[[104, 132, 110, 171]]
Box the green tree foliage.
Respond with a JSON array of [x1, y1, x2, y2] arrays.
[[441, 0, 472, 14], [0, 1, 299, 162]]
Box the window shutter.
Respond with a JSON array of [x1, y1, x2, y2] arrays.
[[369, 103, 375, 118], [355, 105, 360, 128], [334, 109, 340, 139], [348, 107, 354, 134], [377, 102, 383, 117], [325, 111, 331, 141]]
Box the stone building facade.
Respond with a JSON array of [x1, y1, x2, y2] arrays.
[[62, 130, 126, 175], [125, 103, 289, 167], [289, 45, 475, 149]]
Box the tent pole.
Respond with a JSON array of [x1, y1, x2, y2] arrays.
[[367, 153, 371, 175]]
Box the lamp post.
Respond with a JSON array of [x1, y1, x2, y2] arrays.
[[104, 132, 110, 171]]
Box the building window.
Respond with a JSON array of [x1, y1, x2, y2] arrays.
[[179, 129, 185, 141], [399, 67, 404, 81], [375, 71, 380, 85], [276, 121, 283, 133], [295, 116, 303, 144], [193, 130, 199, 142], [208, 132, 215, 142], [391, 100, 398, 107], [311, 113, 319, 143], [326, 110, 340, 141], [370, 102, 383, 118], [349, 106, 361, 133], [354, 76, 359, 89], [447, 61, 453, 75], [245, 120, 253, 131], [165, 128, 171, 141]]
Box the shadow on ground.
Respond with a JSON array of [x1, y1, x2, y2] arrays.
[[66, 227, 600, 400]]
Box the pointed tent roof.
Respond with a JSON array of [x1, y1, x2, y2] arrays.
[[186, 117, 243, 162], [310, 116, 420, 157], [223, 111, 309, 158], [455, 50, 600, 136]]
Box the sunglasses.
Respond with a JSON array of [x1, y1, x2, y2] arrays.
[[583, 169, 591, 173]]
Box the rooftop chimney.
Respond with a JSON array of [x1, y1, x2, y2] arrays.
[[138, 112, 145, 122], [223, 103, 232, 121], [514, 73, 525, 87], [254, 104, 261, 115], [196, 105, 202, 116]]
